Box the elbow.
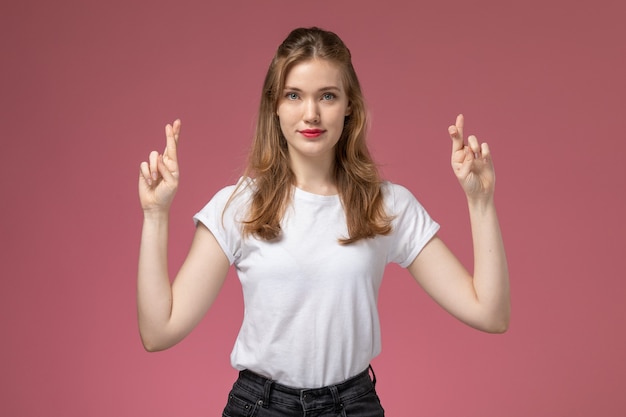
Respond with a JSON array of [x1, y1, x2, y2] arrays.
[[485, 320, 509, 334], [139, 331, 173, 353], [481, 299, 511, 334], [483, 313, 510, 334], [138, 318, 185, 352], [140, 336, 161, 352], [469, 306, 510, 334], [465, 316, 509, 334], [142, 341, 164, 353]]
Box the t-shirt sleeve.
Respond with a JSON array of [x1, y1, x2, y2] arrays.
[[386, 183, 440, 268], [192, 184, 246, 265]]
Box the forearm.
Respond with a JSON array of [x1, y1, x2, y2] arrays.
[[137, 211, 175, 350], [467, 197, 510, 332]]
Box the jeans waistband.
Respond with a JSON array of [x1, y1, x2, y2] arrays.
[[235, 365, 377, 411]]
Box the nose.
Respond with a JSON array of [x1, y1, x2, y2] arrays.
[[303, 99, 320, 124]]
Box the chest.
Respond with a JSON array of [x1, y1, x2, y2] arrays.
[[234, 199, 389, 295]]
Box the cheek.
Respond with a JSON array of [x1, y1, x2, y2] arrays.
[[278, 115, 286, 130], [275, 109, 287, 130], [277, 116, 293, 137], [277, 105, 296, 124], [329, 111, 348, 130]]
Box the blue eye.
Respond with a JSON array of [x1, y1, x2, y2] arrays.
[[322, 93, 335, 100], [286, 92, 299, 100]]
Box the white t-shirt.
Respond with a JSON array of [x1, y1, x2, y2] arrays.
[[193, 178, 439, 388]]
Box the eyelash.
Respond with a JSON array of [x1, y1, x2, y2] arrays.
[[284, 92, 337, 101]]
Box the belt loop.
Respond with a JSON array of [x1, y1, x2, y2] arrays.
[[262, 379, 273, 408], [368, 364, 377, 387], [330, 385, 342, 412]]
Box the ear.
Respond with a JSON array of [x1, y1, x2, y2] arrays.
[[345, 103, 352, 116]]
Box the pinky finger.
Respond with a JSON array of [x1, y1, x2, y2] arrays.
[[139, 161, 152, 186], [480, 142, 491, 160], [149, 150, 159, 181]]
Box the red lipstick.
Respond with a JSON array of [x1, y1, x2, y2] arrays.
[[299, 129, 325, 138]]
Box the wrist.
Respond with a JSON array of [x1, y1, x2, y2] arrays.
[[142, 208, 170, 222], [466, 194, 496, 213]]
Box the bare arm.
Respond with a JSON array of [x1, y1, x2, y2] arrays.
[[408, 115, 510, 333], [137, 120, 230, 351]]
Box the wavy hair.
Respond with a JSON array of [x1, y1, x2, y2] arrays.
[[234, 27, 392, 244]]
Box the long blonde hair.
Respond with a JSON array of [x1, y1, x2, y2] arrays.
[[236, 27, 392, 244]]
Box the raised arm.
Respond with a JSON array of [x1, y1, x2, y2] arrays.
[[407, 114, 510, 333], [137, 120, 230, 351]]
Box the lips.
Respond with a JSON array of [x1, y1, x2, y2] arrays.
[[299, 129, 325, 138]]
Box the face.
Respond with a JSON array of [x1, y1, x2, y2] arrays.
[[276, 59, 351, 166]]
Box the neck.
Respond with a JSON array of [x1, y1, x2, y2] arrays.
[[289, 155, 337, 196]]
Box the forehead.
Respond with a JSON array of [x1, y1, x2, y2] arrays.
[[284, 59, 344, 90]]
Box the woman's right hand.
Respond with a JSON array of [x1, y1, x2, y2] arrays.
[[139, 119, 181, 213]]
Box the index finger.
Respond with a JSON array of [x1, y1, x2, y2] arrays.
[[164, 119, 181, 162], [448, 114, 464, 152]]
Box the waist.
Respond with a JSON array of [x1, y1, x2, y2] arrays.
[[234, 365, 377, 410]]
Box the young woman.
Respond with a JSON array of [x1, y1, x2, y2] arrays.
[[138, 27, 509, 417]]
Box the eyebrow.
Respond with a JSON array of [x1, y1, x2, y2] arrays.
[[283, 86, 342, 92]]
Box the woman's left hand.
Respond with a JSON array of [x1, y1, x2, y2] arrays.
[[448, 114, 496, 201]]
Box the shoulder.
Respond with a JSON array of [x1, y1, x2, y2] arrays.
[[381, 181, 419, 206], [380, 181, 434, 221], [211, 177, 255, 205], [382, 181, 412, 196], [195, 177, 254, 219]]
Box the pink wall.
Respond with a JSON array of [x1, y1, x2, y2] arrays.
[[2, 0, 625, 416]]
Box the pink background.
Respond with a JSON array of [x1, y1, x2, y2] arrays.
[[2, 0, 625, 416]]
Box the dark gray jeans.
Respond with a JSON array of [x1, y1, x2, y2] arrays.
[[222, 366, 385, 417]]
